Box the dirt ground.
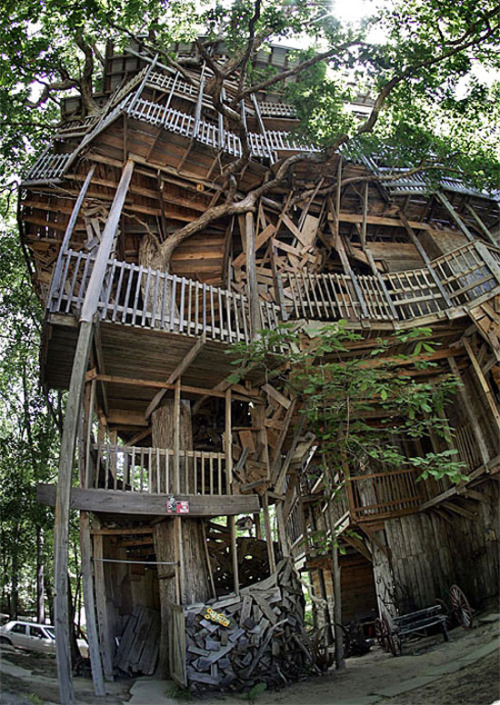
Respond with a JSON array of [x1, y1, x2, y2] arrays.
[[0, 616, 498, 705]]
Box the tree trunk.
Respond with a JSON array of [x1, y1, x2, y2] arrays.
[[152, 399, 211, 677]]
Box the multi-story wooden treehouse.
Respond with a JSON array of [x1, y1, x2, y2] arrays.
[[19, 40, 499, 698]]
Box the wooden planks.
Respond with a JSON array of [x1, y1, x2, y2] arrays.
[[183, 558, 314, 695], [37, 483, 260, 516]]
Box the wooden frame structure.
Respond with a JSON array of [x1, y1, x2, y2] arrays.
[[19, 39, 500, 700]]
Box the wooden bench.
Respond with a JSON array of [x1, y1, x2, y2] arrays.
[[392, 605, 448, 654]]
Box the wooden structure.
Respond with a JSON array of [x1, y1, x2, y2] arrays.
[[19, 39, 500, 699]]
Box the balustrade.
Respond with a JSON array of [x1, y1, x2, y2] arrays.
[[88, 443, 229, 496], [49, 250, 280, 343]]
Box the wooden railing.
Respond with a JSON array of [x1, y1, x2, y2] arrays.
[[430, 242, 500, 308], [49, 250, 280, 343], [348, 468, 422, 522], [283, 242, 500, 324], [47, 244, 500, 336], [89, 443, 229, 495]]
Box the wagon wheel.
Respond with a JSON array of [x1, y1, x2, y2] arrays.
[[434, 598, 451, 626], [450, 584, 473, 629], [374, 615, 399, 655], [374, 617, 387, 650]]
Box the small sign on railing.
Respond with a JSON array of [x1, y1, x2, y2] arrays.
[[167, 496, 190, 514]]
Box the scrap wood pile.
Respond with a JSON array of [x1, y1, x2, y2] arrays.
[[184, 558, 316, 694]]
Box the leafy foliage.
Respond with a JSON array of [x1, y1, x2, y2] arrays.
[[228, 322, 468, 486]]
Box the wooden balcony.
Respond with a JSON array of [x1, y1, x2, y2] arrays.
[[88, 443, 230, 496], [48, 250, 280, 345], [282, 242, 500, 325], [348, 468, 422, 522]]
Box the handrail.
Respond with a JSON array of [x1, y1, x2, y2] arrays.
[[282, 241, 500, 324], [89, 442, 229, 496], [48, 250, 280, 343]]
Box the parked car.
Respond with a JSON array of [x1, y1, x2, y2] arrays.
[[0, 620, 88, 657]]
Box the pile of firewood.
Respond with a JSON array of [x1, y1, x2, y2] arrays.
[[184, 558, 315, 694]]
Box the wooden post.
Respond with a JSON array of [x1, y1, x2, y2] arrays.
[[361, 182, 368, 248], [448, 356, 490, 465], [329, 505, 345, 670], [79, 512, 106, 696], [225, 389, 233, 492], [275, 501, 290, 558], [47, 166, 96, 309], [52, 160, 135, 704], [174, 378, 181, 494], [92, 518, 114, 679], [245, 211, 261, 339], [262, 493, 277, 574], [229, 516, 240, 596]]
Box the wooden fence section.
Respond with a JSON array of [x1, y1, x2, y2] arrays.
[[383, 268, 447, 320], [49, 250, 280, 343], [348, 468, 422, 522], [90, 443, 230, 496], [24, 149, 73, 182]]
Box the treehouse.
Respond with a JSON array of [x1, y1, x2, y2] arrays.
[[19, 39, 499, 697]]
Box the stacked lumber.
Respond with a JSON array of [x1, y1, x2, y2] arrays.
[[183, 558, 313, 695], [114, 605, 160, 676]]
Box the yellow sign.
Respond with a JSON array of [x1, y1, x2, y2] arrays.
[[204, 606, 230, 627]]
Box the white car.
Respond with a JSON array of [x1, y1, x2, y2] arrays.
[[0, 620, 88, 657]]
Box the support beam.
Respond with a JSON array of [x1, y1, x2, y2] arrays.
[[245, 211, 261, 339], [464, 202, 498, 247], [47, 166, 96, 308], [79, 512, 106, 696], [53, 160, 135, 704], [397, 209, 453, 307], [462, 337, 500, 433], [436, 192, 475, 242], [38, 484, 260, 516], [145, 334, 206, 419]]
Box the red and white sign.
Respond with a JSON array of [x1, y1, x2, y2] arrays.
[[166, 496, 190, 514]]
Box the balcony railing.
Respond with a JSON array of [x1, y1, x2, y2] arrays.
[[283, 242, 500, 324], [88, 443, 230, 495], [348, 468, 422, 521], [49, 250, 280, 344]]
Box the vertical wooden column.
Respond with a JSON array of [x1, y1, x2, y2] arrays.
[[448, 356, 490, 465], [245, 211, 261, 339], [173, 378, 181, 494], [53, 160, 135, 704], [229, 516, 240, 596], [262, 493, 277, 574], [92, 518, 114, 679], [225, 389, 233, 492], [275, 501, 290, 558], [79, 512, 105, 696]]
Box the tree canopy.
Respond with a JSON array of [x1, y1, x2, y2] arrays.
[[1, 0, 500, 194]]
